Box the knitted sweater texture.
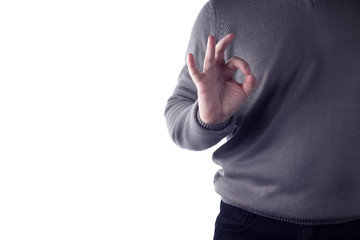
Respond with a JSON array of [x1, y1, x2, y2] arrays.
[[165, 0, 360, 225]]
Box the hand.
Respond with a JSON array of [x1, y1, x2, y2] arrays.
[[187, 33, 258, 125]]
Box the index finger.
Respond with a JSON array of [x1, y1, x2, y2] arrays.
[[215, 33, 235, 62]]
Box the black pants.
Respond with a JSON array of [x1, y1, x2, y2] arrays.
[[214, 201, 360, 240]]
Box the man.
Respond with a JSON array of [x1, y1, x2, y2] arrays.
[[165, 0, 360, 239]]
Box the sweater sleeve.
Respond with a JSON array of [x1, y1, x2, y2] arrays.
[[164, 0, 236, 151]]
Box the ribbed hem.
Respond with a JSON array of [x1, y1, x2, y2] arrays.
[[221, 197, 360, 226], [196, 110, 232, 131]]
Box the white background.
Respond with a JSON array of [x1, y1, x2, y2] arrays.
[[0, 0, 225, 239]]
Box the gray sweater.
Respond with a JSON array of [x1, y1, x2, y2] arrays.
[[165, 0, 360, 225]]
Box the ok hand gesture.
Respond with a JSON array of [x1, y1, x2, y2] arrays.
[[187, 33, 258, 125]]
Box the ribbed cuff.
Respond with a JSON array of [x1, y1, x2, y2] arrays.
[[196, 110, 232, 131]]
